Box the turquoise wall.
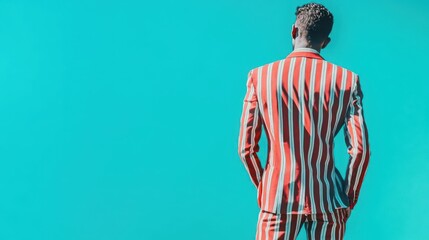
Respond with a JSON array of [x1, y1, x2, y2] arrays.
[[0, 0, 427, 239]]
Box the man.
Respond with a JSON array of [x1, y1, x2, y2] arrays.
[[237, 3, 370, 240]]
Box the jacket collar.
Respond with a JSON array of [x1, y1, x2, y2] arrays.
[[286, 47, 324, 60]]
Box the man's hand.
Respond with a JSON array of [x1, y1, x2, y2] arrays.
[[345, 207, 352, 221]]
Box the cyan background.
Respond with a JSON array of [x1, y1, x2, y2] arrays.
[[0, 0, 427, 239]]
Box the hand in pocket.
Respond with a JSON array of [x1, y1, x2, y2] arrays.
[[345, 207, 352, 220]]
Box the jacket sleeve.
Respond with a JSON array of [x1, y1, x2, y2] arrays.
[[237, 70, 264, 188], [343, 75, 371, 209]]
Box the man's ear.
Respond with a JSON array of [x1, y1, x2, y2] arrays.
[[291, 24, 298, 39], [321, 37, 331, 49]]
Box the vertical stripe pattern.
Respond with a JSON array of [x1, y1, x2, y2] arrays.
[[255, 208, 348, 240], [238, 50, 371, 215]]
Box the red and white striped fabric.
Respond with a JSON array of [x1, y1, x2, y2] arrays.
[[237, 48, 370, 214], [255, 208, 348, 240]]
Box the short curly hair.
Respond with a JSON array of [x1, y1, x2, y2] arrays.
[[295, 3, 334, 44]]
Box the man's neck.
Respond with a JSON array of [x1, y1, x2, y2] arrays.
[[293, 40, 321, 53]]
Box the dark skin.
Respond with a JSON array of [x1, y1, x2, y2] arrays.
[[291, 23, 331, 53], [291, 22, 353, 220]]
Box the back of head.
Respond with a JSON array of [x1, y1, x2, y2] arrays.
[[295, 3, 334, 45]]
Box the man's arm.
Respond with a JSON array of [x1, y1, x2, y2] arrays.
[[237, 70, 264, 188], [343, 75, 371, 210]]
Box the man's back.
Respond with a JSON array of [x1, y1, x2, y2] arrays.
[[238, 48, 370, 215], [238, 3, 370, 239]]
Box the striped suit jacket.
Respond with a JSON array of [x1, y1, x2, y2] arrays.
[[237, 48, 370, 214]]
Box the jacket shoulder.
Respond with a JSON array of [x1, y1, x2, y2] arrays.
[[248, 58, 285, 76], [324, 60, 359, 79], [323, 61, 363, 95]]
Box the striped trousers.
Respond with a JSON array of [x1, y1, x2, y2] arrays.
[[255, 208, 348, 240]]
